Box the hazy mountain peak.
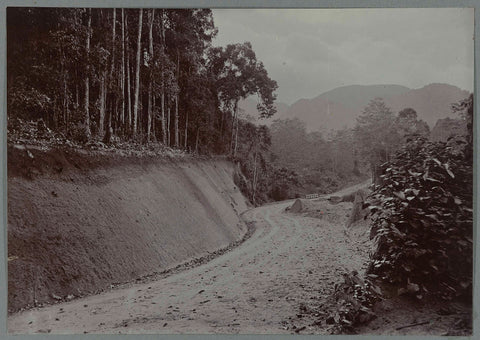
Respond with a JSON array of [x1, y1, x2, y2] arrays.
[[239, 83, 470, 132]]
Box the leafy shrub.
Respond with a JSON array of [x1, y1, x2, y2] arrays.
[[366, 136, 473, 300], [325, 271, 381, 333]]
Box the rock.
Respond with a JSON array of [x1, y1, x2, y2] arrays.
[[51, 293, 62, 300], [347, 189, 369, 227], [407, 282, 420, 293], [290, 199, 303, 213], [294, 326, 306, 333], [328, 196, 343, 204], [37, 329, 51, 333]]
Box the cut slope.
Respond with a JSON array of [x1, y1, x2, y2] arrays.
[[7, 146, 248, 312]]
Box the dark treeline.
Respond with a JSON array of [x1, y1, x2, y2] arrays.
[[7, 8, 277, 156], [7, 8, 473, 206]]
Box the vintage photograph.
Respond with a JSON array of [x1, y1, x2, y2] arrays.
[[6, 7, 474, 335]]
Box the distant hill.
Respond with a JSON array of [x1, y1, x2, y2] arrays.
[[313, 84, 411, 109], [285, 84, 412, 132], [385, 84, 470, 128], [240, 83, 470, 132]]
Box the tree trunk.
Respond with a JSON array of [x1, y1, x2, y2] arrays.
[[175, 51, 180, 147], [147, 9, 155, 142], [152, 95, 156, 140], [161, 92, 166, 144], [195, 128, 200, 153], [184, 111, 189, 150], [62, 57, 68, 134], [230, 100, 240, 157], [252, 139, 259, 204], [133, 8, 143, 136], [125, 13, 132, 135], [160, 10, 167, 144], [84, 8, 92, 139], [174, 96, 179, 147], [99, 71, 106, 137], [220, 111, 225, 148], [120, 8, 125, 129], [104, 9, 116, 143], [167, 105, 171, 146], [111, 8, 116, 129], [234, 117, 239, 157]]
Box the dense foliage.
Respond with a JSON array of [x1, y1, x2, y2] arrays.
[[232, 119, 300, 204], [269, 118, 367, 195], [354, 99, 430, 184], [7, 7, 282, 205], [366, 135, 473, 300], [326, 271, 381, 334], [7, 8, 277, 155]]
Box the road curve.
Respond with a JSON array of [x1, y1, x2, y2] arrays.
[[8, 196, 369, 334]]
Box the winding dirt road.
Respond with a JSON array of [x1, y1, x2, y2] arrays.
[[8, 191, 370, 334]]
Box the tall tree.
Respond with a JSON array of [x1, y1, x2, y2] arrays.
[[83, 8, 92, 139], [166, 9, 217, 148], [208, 42, 278, 156], [160, 9, 167, 144], [104, 8, 116, 143], [354, 98, 398, 183], [132, 9, 142, 136], [125, 11, 132, 134], [396, 107, 430, 141], [175, 52, 180, 147], [120, 8, 125, 130], [146, 9, 155, 142]]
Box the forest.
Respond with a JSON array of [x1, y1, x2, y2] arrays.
[[7, 8, 473, 207], [7, 8, 277, 153]]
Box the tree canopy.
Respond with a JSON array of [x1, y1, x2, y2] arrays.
[[7, 8, 277, 157]]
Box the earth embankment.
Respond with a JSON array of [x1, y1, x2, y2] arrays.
[[7, 146, 248, 312]]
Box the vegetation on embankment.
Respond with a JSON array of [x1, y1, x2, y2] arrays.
[[8, 7, 280, 208], [7, 144, 249, 313], [322, 95, 473, 335]]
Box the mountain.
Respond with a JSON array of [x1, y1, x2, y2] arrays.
[[285, 84, 411, 132], [308, 84, 411, 109], [385, 84, 470, 127], [239, 83, 470, 133]]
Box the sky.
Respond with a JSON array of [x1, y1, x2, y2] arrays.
[[211, 8, 474, 105]]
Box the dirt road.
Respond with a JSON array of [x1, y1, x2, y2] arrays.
[[8, 192, 370, 334]]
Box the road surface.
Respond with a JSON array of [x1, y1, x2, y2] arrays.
[[8, 189, 370, 334]]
